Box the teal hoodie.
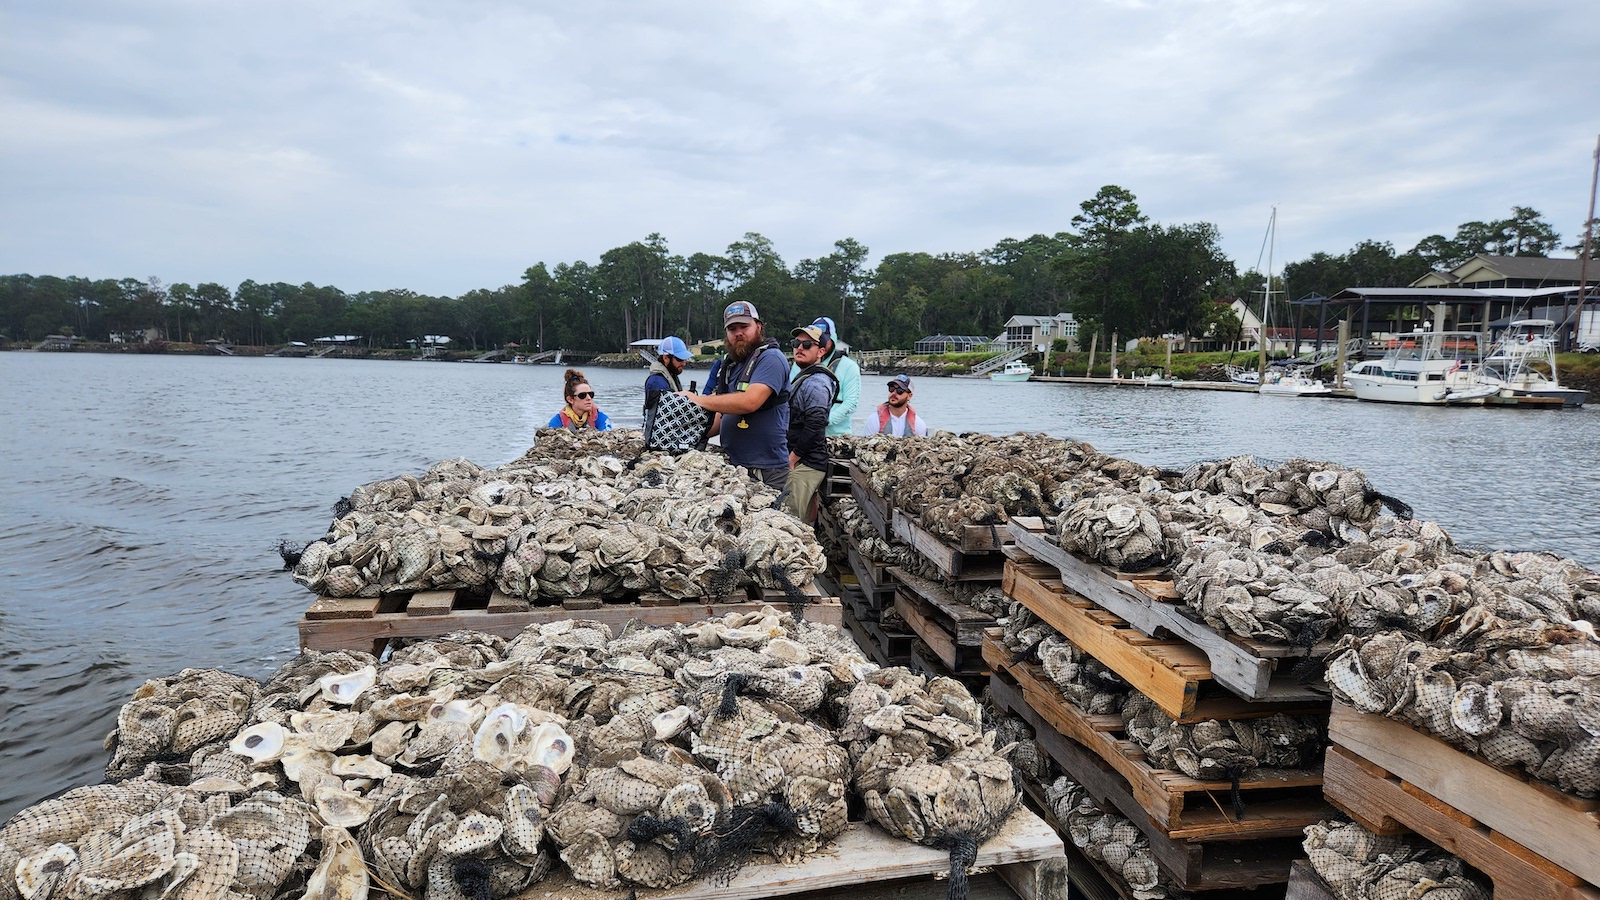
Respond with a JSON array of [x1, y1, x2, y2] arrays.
[[790, 348, 860, 436]]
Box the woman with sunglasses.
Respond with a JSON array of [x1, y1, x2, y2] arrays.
[[548, 368, 612, 431]]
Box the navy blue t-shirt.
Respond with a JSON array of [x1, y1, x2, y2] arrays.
[[718, 348, 790, 469]]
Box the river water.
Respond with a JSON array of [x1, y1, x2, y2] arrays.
[[2, 352, 1596, 821]]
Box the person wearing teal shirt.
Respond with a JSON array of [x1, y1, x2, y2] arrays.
[[786, 316, 860, 436]]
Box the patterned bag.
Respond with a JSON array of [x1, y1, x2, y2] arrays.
[[644, 391, 713, 452]]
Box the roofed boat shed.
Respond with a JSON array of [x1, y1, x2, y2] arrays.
[[1314, 255, 1598, 353]]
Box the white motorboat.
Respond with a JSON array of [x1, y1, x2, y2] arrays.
[[990, 360, 1032, 382], [1127, 367, 1180, 385], [1344, 331, 1502, 405], [1483, 319, 1588, 407], [1224, 364, 1261, 386], [1259, 364, 1332, 397]]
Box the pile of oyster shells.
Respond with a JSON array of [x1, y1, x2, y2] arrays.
[[1303, 819, 1488, 900], [291, 434, 826, 603], [1120, 694, 1326, 783], [1000, 601, 1131, 715], [1326, 620, 1600, 797], [1044, 777, 1182, 900], [0, 611, 1020, 900]]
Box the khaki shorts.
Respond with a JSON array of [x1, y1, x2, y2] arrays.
[[781, 463, 827, 522]]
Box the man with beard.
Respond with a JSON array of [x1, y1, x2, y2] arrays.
[[681, 301, 791, 491], [782, 322, 839, 522], [786, 316, 861, 436], [863, 373, 929, 436]]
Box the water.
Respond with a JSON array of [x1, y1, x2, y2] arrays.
[[2, 352, 1597, 821]]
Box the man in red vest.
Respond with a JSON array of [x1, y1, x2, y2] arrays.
[[871, 374, 928, 436]]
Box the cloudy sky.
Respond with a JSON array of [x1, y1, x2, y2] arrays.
[[3, 0, 1596, 296]]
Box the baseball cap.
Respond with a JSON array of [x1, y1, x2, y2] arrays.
[[889, 374, 913, 392], [791, 324, 826, 344], [810, 316, 836, 345], [656, 335, 692, 361], [723, 301, 760, 326]]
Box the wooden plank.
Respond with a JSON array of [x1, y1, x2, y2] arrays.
[[989, 637, 1327, 839], [303, 595, 381, 620], [1004, 558, 1204, 719], [1328, 701, 1600, 887], [990, 672, 1306, 891], [892, 509, 963, 575], [487, 590, 529, 614], [1008, 522, 1281, 700], [887, 566, 994, 644], [848, 473, 891, 541], [637, 808, 1062, 900], [995, 856, 1070, 900], [1322, 745, 1600, 900], [406, 589, 457, 616], [894, 593, 969, 672], [1285, 859, 1337, 900], [299, 598, 843, 651]]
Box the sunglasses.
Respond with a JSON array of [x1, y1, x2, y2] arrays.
[[888, 385, 909, 395], [791, 340, 817, 351], [573, 391, 595, 400]]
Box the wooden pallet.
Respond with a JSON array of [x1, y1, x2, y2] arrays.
[[521, 808, 1066, 900], [984, 632, 1328, 840], [1007, 519, 1332, 701], [908, 638, 987, 687], [1003, 557, 1328, 721], [892, 510, 1007, 580], [299, 586, 840, 653], [847, 464, 892, 540], [989, 667, 1309, 891], [1323, 744, 1600, 900], [1327, 700, 1600, 889], [839, 588, 914, 666], [844, 539, 896, 610], [896, 589, 992, 672]]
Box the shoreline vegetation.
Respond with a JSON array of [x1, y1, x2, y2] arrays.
[[4, 189, 1587, 361], [13, 339, 1600, 393]]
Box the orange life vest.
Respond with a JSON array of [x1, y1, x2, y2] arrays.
[[876, 403, 917, 435]]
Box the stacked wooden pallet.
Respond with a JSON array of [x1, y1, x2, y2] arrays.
[[996, 518, 1334, 896], [824, 463, 915, 669], [1320, 700, 1600, 900], [836, 461, 1016, 684], [298, 581, 836, 654]]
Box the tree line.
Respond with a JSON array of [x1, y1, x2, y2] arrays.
[[2, 189, 1587, 352]]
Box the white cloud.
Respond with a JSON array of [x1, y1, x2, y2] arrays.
[[1, 0, 1595, 293]]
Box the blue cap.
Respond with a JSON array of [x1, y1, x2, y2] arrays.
[[656, 336, 693, 361], [811, 316, 836, 346]]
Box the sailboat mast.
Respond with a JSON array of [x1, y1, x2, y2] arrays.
[[1259, 207, 1275, 377]]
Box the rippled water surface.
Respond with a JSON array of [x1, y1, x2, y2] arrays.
[[2, 352, 1597, 820]]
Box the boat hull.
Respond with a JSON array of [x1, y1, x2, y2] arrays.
[[1345, 374, 1496, 405], [989, 373, 1031, 383], [1259, 382, 1332, 397]]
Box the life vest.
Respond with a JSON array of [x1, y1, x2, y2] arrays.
[[556, 406, 593, 430], [643, 358, 683, 411], [790, 363, 840, 407], [876, 403, 917, 435], [716, 339, 788, 410], [822, 349, 849, 403]]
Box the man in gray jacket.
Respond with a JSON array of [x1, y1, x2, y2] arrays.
[[782, 322, 838, 522]]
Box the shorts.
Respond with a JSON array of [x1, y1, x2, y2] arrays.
[[780, 463, 827, 522], [747, 465, 790, 495]]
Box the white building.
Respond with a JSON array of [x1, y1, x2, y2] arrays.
[[1002, 313, 1078, 351]]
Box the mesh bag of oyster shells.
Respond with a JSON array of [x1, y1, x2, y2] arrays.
[[1044, 776, 1183, 900], [1304, 819, 1489, 900], [1325, 626, 1600, 797], [847, 668, 1021, 900], [1120, 694, 1326, 817], [289, 435, 827, 605]]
